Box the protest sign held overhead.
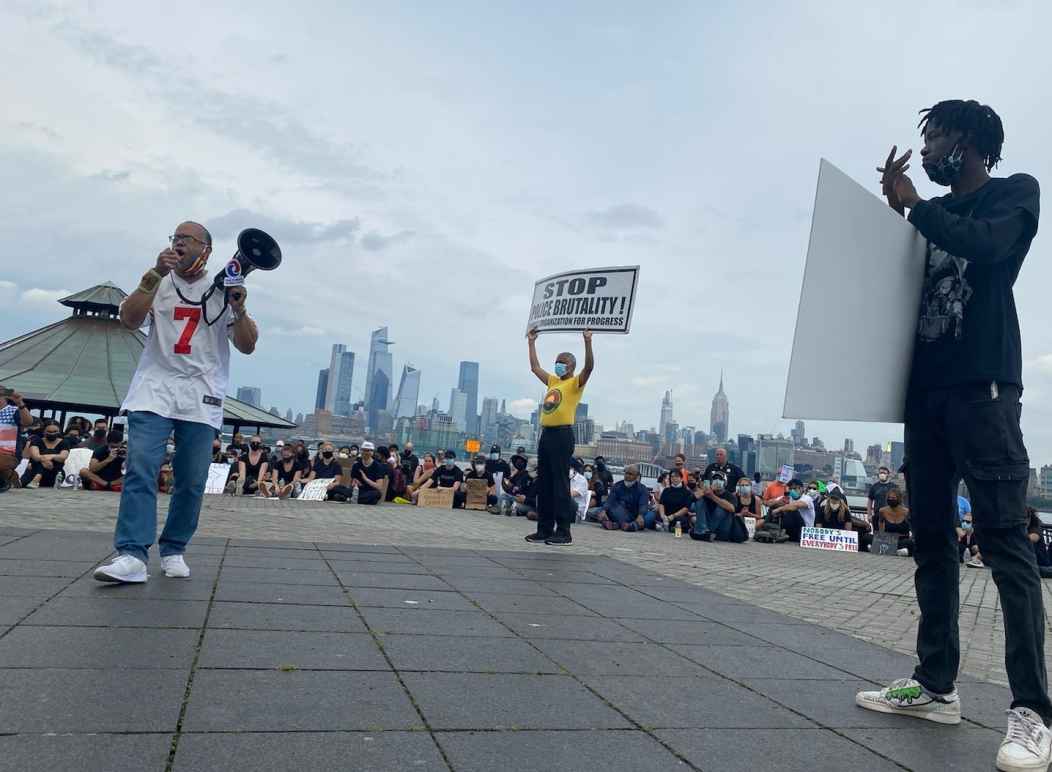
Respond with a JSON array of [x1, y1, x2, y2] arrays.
[[527, 266, 639, 335]]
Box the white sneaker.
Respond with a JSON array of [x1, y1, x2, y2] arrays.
[[997, 708, 1052, 772], [855, 678, 962, 725], [93, 555, 148, 584], [160, 554, 190, 578], [896, 547, 909, 557], [967, 555, 986, 568]]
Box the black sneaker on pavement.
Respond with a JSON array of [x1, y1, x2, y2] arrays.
[[546, 534, 573, 546], [524, 533, 550, 544]]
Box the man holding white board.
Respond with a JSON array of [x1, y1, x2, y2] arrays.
[[852, 100, 1051, 772]]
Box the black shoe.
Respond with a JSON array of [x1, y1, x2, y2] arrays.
[[545, 534, 573, 546], [704, 531, 716, 543], [525, 533, 550, 544], [1040, 566, 1052, 579]]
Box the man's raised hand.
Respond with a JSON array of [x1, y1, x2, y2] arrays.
[[155, 248, 180, 276], [527, 328, 539, 342], [583, 329, 592, 343], [877, 145, 912, 215]]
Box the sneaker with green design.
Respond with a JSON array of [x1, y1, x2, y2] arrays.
[[856, 677, 962, 725]]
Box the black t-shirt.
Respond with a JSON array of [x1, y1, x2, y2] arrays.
[[465, 469, 495, 486], [485, 458, 511, 477], [908, 174, 1040, 391], [505, 469, 532, 495], [351, 459, 389, 484], [735, 494, 762, 517], [660, 485, 694, 517], [276, 460, 300, 485], [698, 489, 736, 517], [91, 445, 124, 482], [433, 464, 464, 488], [312, 457, 342, 479], [704, 462, 745, 487], [868, 481, 895, 512], [226, 443, 247, 458], [589, 478, 608, 506], [32, 437, 69, 457], [400, 452, 419, 478]]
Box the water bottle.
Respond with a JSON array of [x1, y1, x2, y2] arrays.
[[352, 485, 359, 504], [674, 522, 682, 538]]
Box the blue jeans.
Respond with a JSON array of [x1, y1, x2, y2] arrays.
[[114, 411, 215, 563], [692, 500, 731, 539], [606, 502, 655, 531]]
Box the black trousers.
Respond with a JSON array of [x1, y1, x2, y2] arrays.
[[905, 382, 1052, 720], [536, 426, 575, 538]]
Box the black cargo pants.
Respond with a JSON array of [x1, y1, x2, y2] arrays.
[[905, 381, 1052, 721]]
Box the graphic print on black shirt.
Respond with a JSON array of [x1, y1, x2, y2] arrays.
[[908, 174, 1039, 391]]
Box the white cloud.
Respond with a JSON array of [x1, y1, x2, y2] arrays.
[[20, 288, 73, 309], [507, 398, 537, 418], [270, 325, 326, 337], [1025, 354, 1052, 376]]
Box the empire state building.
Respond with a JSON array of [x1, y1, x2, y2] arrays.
[[710, 372, 729, 442]]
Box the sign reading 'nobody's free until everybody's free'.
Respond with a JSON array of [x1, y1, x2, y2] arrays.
[[527, 266, 640, 335]]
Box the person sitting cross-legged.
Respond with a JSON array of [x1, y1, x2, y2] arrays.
[[80, 431, 127, 492], [430, 450, 465, 503], [596, 465, 651, 531], [20, 420, 70, 489], [408, 453, 438, 504], [659, 469, 694, 534], [261, 444, 303, 498], [690, 471, 737, 542], [768, 478, 816, 542], [464, 454, 498, 510], [350, 442, 388, 505]]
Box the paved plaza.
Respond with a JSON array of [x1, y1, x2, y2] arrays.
[[0, 489, 1049, 770]]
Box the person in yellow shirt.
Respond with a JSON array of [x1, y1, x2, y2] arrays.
[[525, 328, 594, 545]]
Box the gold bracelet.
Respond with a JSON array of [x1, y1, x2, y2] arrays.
[[137, 269, 163, 295]]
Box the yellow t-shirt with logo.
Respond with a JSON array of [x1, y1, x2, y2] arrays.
[[540, 374, 585, 428]]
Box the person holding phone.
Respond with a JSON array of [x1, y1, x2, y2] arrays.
[[80, 431, 127, 491]]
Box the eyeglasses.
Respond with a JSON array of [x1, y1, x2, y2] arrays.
[[169, 233, 209, 247]]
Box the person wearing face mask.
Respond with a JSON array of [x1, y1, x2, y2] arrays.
[[658, 469, 694, 534], [237, 436, 269, 497], [568, 457, 591, 522], [690, 471, 737, 542], [734, 477, 763, 521], [80, 431, 128, 492], [210, 438, 225, 464], [593, 456, 614, 488], [94, 221, 259, 585], [503, 453, 536, 517], [768, 479, 815, 543], [384, 449, 408, 502], [223, 449, 242, 495], [350, 441, 388, 505], [867, 466, 895, 527], [227, 432, 247, 460], [582, 464, 607, 521], [85, 419, 110, 453], [464, 454, 499, 510], [429, 450, 465, 500], [596, 465, 651, 532], [875, 488, 913, 557], [817, 488, 852, 531], [867, 101, 1052, 768], [20, 420, 70, 489], [400, 443, 419, 481], [525, 328, 595, 546], [262, 445, 303, 499]]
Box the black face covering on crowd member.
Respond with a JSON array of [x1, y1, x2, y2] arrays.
[[925, 143, 965, 186]]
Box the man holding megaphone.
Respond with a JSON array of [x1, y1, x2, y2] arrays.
[[94, 220, 263, 584]]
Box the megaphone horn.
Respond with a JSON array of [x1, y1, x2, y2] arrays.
[[213, 228, 282, 289]]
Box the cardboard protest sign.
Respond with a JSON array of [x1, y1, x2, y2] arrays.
[[299, 478, 334, 501], [778, 465, 794, 484], [418, 487, 455, 509], [465, 479, 489, 510], [784, 159, 927, 423], [527, 266, 639, 335], [871, 531, 900, 556], [744, 516, 757, 540], [204, 463, 231, 495], [800, 527, 859, 552]]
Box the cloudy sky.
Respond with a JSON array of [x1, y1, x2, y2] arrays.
[[3, 1, 1051, 461]]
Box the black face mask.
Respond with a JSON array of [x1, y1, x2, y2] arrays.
[[322, 451, 333, 459], [887, 499, 900, 508], [924, 143, 964, 186], [250, 442, 261, 450], [45, 432, 59, 439], [513, 461, 527, 471]]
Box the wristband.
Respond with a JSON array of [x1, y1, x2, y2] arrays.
[[138, 269, 164, 295]]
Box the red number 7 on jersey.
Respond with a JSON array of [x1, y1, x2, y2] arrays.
[[173, 306, 202, 354]]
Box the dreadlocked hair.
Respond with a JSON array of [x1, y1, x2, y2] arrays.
[[918, 99, 1004, 171]]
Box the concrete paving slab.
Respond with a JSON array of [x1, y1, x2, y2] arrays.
[[380, 633, 560, 674], [227, 539, 317, 550], [60, 574, 217, 601], [616, 618, 764, 646], [0, 626, 199, 669], [0, 733, 173, 772], [401, 672, 633, 730], [173, 731, 447, 772], [214, 580, 349, 606], [584, 674, 815, 729], [842, 725, 1006, 771], [361, 607, 515, 638], [21, 597, 210, 628], [220, 554, 331, 570], [439, 576, 561, 595], [438, 729, 689, 772], [183, 670, 423, 731], [0, 575, 74, 598], [207, 601, 367, 632], [0, 668, 186, 732], [198, 629, 389, 670], [349, 587, 476, 611], [463, 591, 600, 617], [218, 566, 340, 586], [0, 596, 44, 625], [656, 728, 902, 771], [494, 612, 647, 642], [314, 542, 402, 553], [335, 570, 453, 591], [223, 546, 321, 560], [669, 643, 852, 680], [531, 639, 709, 677], [0, 558, 96, 577], [743, 678, 925, 728], [326, 557, 431, 574]]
